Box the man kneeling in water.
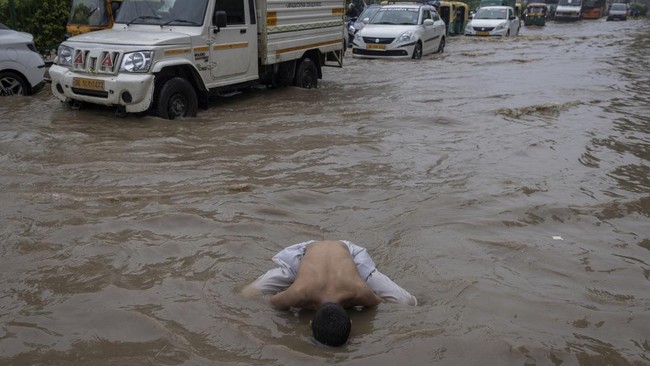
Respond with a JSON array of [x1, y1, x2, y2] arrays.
[[242, 240, 417, 346]]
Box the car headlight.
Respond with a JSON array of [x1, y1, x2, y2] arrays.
[[354, 32, 362, 41], [494, 22, 507, 30], [120, 51, 154, 73], [465, 23, 473, 31], [397, 30, 415, 43], [57, 45, 74, 67]]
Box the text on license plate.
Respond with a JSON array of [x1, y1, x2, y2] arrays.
[[367, 44, 386, 50], [476, 31, 489, 36], [73, 78, 105, 91]]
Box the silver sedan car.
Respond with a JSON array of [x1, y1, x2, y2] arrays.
[[352, 4, 447, 59], [464, 6, 520, 37]]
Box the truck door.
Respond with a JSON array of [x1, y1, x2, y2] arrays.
[[209, 0, 258, 82]]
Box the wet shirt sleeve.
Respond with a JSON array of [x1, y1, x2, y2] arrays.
[[248, 241, 315, 294], [366, 269, 418, 306]]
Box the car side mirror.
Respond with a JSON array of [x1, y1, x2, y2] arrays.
[[424, 19, 434, 26], [509, 15, 516, 20], [362, 17, 370, 24], [213, 10, 227, 32]]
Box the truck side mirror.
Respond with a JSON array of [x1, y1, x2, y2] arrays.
[[213, 10, 227, 32]]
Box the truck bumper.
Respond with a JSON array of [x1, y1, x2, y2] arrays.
[[49, 65, 155, 113]]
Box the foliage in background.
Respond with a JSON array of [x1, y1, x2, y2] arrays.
[[0, 0, 70, 54], [630, 2, 647, 15]]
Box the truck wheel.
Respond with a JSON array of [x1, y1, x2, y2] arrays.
[[0, 71, 27, 96], [156, 77, 198, 120], [294, 58, 318, 89]]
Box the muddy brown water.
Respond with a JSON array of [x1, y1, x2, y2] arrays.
[[1, 18, 649, 366]]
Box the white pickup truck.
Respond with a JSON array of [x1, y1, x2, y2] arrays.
[[49, 0, 345, 119]]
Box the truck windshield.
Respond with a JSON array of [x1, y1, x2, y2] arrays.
[[115, 0, 208, 26], [69, 0, 110, 26], [557, 0, 581, 5]]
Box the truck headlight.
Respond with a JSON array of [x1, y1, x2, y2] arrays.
[[57, 45, 74, 67], [120, 51, 154, 73], [397, 30, 414, 42]]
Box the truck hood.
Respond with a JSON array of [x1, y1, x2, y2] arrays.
[[67, 29, 191, 46]]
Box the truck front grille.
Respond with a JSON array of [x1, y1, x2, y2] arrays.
[[73, 49, 121, 74]]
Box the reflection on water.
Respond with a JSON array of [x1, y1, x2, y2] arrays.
[[1, 18, 649, 365]]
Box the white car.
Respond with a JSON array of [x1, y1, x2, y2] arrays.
[[352, 4, 446, 59], [464, 6, 520, 37], [606, 3, 628, 20], [0, 23, 46, 96]]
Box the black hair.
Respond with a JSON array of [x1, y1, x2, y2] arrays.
[[311, 302, 351, 347]]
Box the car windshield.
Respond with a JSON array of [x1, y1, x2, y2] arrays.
[[370, 7, 420, 25], [610, 3, 626, 9], [69, 0, 110, 26], [115, 0, 208, 26], [358, 6, 381, 21], [474, 8, 508, 19]]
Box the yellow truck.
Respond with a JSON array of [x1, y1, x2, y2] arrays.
[[66, 0, 123, 37]]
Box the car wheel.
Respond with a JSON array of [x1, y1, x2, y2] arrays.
[[505, 30, 510, 37], [437, 36, 446, 53], [155, 77, 198, 120], [0, 71, 28, 96], [294, 57, 318, 89], [412, 42, 423, 59]]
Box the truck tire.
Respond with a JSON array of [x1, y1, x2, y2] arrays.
[[0, 71, 28, 96], [294, 58, 318, 89], [155, 77, 198, 120]]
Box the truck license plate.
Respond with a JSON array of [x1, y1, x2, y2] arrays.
[[476, 31, 489, 36], [367, 44, 385, 50], [73, 77, 105, 91]]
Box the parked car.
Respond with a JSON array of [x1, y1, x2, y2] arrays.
[[347, 5, 381, 47], [606, 3, 628, 20], [0, 23, 46, 96], [352, 4, 446, 59], [464, 6, 520, 37]]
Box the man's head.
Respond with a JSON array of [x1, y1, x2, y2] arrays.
[[312, 302, 351, 347]]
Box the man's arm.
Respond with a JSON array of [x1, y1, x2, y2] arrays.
[[241, 267, 295, 298], [366, 269, 417, 305]]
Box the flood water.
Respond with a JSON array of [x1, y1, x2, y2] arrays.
[[1, 17, 649, 365]]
